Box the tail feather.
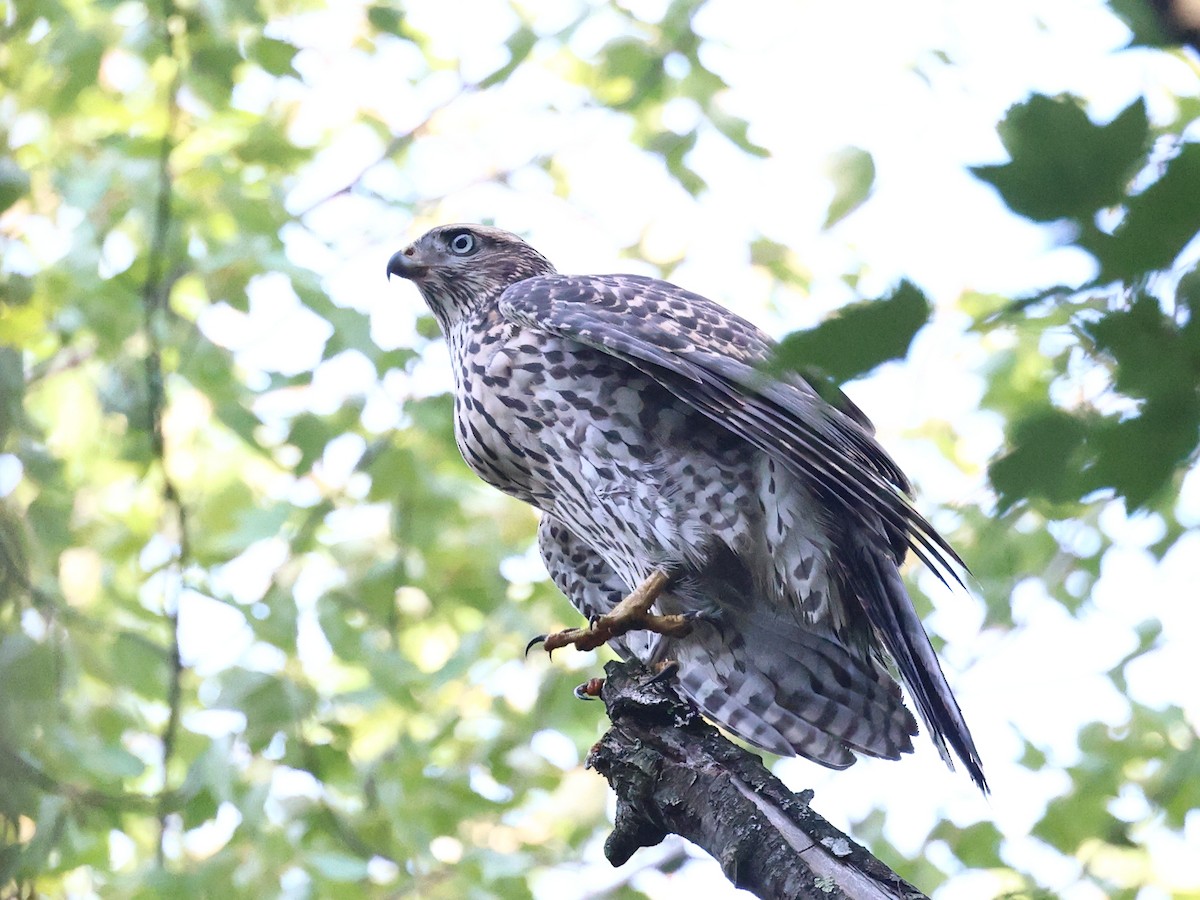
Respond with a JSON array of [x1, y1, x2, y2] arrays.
[[851, 533, 989, 792], [674, 608, 918, 767], [679, 651, 857, 767]]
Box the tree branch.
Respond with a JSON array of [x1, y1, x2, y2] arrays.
[[143, 0, 188, 867], [585, 660, 927, 900]]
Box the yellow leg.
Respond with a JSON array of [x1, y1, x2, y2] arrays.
[[535, 569, 694, 653]]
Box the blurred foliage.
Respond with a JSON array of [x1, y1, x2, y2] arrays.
[[823, 146, 876, 230], [772, 280, 929, 383], [0, 0, 1198, 899], [974, 93, 1200, 513]]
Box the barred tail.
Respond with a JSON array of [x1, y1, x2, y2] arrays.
[[674, 603, 920, 770], [851, 532, 988, 792]]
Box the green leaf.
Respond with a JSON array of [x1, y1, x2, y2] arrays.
[[78, 744, 146, 781], [48, 32, 104, 114], [211, 501, 292, 556], [989, 409, 1089, 511], [931, 820, 1003, 868], [212, 669, 314, 750], [1107, 619, 1163, 693], [749, 237, 810, 288], [0, 157, 30, 213], [1086, 396, 1200, 508], [180, 787, 219, 831], [112, 632, 170, 696], [213, 401, 267, 451], [16, 796, 68, 879], [1019, 741, 1048, 770], [190, 27, 241, 108], [1081, 142, 1200, 281], [709, 110, 769, 158], [253, 37, 298, 77], [308, 850, 371, 882], [0, 633, 58, 702], [0, 842, 20, 886], [771, 280, 930, 383], [1147, 735, 1200, 829], [236, 121, 313, 168], [319, 304, 374, 359], [249, 586, 299, 653], [480, 27, 537, 89], [646, 128, 706, 196], [287, 413, 332, 475], [1107, 0, 1179, 47], [366, 6, 404, 34], [1083, 294, 1179, 398], [1032, 718, 1155, 853], [1076, 294, 1200, 506], [824, 147, 875, 228], [598, 38, 664, 108], [971, 95, 1149, 222], [0, 346, 25, 444], [1034, 789, 1127, 854]]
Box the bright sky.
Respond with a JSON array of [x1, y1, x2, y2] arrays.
[[160, 0, 1200, 896]]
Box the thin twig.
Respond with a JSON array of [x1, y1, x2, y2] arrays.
[[292, 80, 485, 220], [0, 742, 170, 815], [0, 534, 188, 657], [296, 730, 400, 865], [141, 0, 188, 868], [24, 342, 99, 386]]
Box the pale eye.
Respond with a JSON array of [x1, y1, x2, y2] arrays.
[[448, 232, 476, 255]]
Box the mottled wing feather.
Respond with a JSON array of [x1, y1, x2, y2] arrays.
[[498, 273, 964, 583], [504, 273, 986, 788], [538, 513, 920, 768]]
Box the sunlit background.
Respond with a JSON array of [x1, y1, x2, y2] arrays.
[[2, 0, 1199, 897]]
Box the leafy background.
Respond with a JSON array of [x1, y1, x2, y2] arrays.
[[2, 0, 1199, 897]]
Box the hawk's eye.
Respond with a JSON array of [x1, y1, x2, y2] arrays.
[[448, 232, 476, 255]]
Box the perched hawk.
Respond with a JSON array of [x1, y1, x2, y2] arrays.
[[388, 224, 986, 790]]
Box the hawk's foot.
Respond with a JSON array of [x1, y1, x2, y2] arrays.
[[538, 608, 695, 653], [527, 569, 685, 656], [572, 662, 676, 700]]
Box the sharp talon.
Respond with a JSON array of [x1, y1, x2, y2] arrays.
[[588, 613, 602, 629], [525, 635, 547, 658], [648, 660, 680, 686], [686, 609, 723, 637], [573, 677, 605, 700]]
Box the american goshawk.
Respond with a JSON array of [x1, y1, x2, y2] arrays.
[[387, 224, 986, 791]]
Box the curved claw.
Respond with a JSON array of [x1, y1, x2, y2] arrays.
[[588, 613, 603, 630], [524, 634, 548, 658], [686, 609, 724, 637], [647, 660, 680, 686], [573, 677, 605, 700]]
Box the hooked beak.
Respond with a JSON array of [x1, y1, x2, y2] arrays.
[[386, 245, 428, 281]]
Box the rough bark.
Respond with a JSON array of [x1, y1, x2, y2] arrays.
[[584, 660, 928, 900]]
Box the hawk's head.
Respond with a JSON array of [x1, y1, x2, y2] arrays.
[[387, 224, 556, 327]]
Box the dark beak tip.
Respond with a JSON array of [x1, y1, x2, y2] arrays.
[[386, 249, 408, 281]]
